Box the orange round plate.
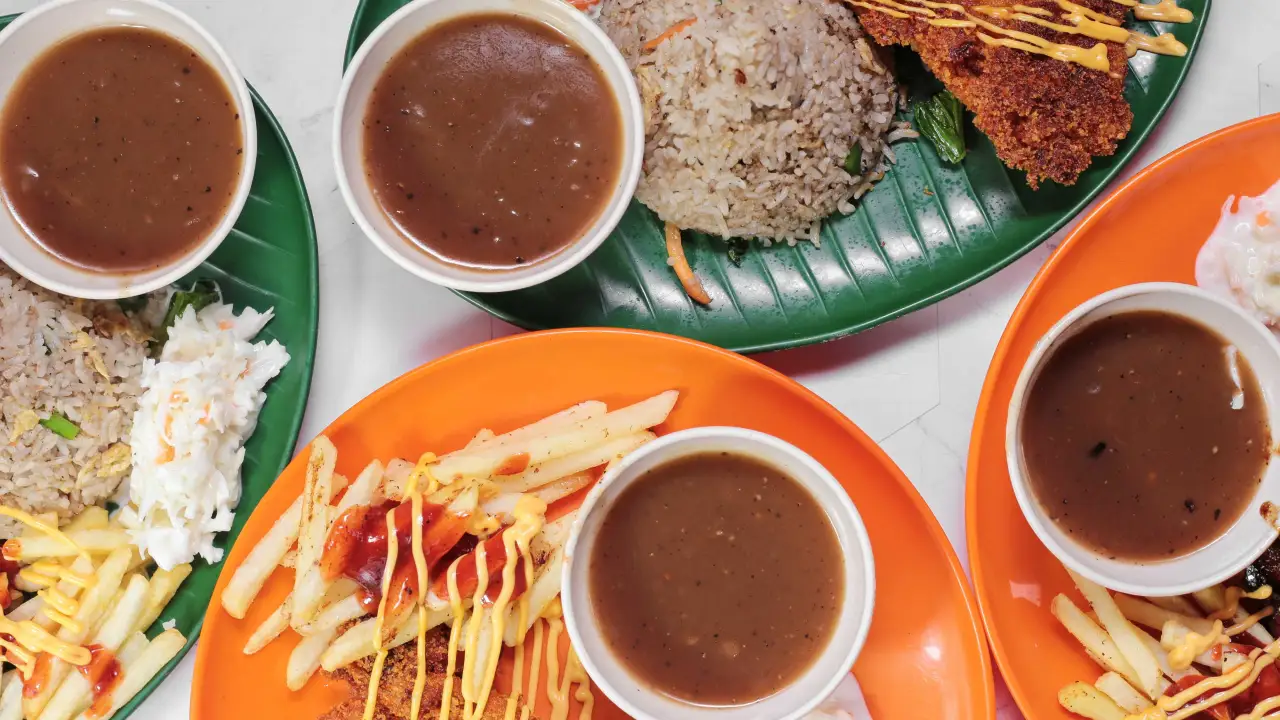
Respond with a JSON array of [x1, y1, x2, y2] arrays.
[[967, 114, 1280, 718], [193, 329, 992, 719]]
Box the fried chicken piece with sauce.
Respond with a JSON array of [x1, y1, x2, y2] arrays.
[[320, 626, 530, 720], [850, 0, 1133, 188]]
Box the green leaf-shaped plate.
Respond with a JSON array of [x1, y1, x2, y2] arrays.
[[346, 2, 1206, 353], [0, 13, 320, 718]]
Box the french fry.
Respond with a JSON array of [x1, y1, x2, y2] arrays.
[[1051, 594, 1144, 694], [333, 460, 382, 517], [1160, 622, 1222, 669], [245, 595, 292, 655], [292, 437, 339, 631], [1137, 631, 1194, 682], [117, 633, 148, 666], [1059, 682, 1127, 720], [12, 556, 97, 630], [287, 625, 337, 691], [281, 550, 297, 568], [0, 670, 20, 720], [25, 547, 133, 718], [222, 471, 349, 620], [5, 529, 131, 561], [40, 574, 149, 720], [1095, 672, 1149, 713], [76, 628, 185, 720], [1114, 594, 1215, 635], [466, 429, 496, 448], [1068, 570, 1163, 699], [62, 507, 109, 534], [319, 604, 454, 671], [1193, 585, 1276, 645], [430, 392, 677, 483], [312, 592, 366, 634], [482, 473, 593, 523], [1147, 595, 1203, 618], [502, 431, 655, 493], [439, 401, 608, 459], [131, 564, 192, 636]]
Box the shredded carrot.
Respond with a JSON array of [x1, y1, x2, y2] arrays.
[[643, 18, 696, 51], [1259, 211, 1273, 228], [664, 222, 711, 305]]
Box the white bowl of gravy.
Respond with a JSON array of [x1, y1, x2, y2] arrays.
[[1008, 282, 1280, 597], [333, 0, 643, 293], [562, 427, 876, 720], [0, 0, 256, 299]]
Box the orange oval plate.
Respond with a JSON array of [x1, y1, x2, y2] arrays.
[[967, 114, 1280, 718], [192, 329, 992, 719]]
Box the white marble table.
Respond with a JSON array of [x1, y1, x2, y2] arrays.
[[0, 0, 1273, 716]]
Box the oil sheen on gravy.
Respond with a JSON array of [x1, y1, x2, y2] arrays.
[[362, 13, 623, 270], [588, 452, 843, 706], [1022, 311, 1272, 561], [0, 27, 243, 273]]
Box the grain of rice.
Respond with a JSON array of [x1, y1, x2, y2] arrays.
[[599, 0, 898, 243], [0, 267, 149, 536]]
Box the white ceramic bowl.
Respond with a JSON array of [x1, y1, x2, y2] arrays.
[[0, 0, 257, 300], [333, 0, 643, 293], [562, 427, 876, 720], [1007, 282, 1280, 596]]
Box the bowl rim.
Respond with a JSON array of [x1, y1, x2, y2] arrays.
[[561, 425, 877, 720], [1004, 281, 1280, 596], [0, 0, 257, 300], [331, 0, 644, 293]]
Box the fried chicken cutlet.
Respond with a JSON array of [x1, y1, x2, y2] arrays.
[[321, 627, 531, 720], [851, 0, 1133, 188]]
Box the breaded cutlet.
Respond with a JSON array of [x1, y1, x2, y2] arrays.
[[850, 0, 1133, 188], [321, 626, 531, 720]]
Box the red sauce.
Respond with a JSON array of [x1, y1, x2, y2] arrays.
[[23, 652, 51, 698], [319, 498, 468, 618], [428, 531, 529, 605], [77, 644, 121, 719], [494, 452, 532, 476]]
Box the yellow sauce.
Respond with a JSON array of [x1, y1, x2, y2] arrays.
[[361, 506, 401, 720], [467, 498, 545, 719], [1123, 638, 1280, 720], [1134, 0, 1193, 23], [1125, 31, 1188, 58], [0, 507, 97, 678], [0, 507, 89, 561], [440, 557, 466, 720], [1212, 585, 1273, 621], [525, 619, 545, 720], [851, 0, 1195, 73], [1240, 695, 1280, 720], [1167, 620, 1224, 670]]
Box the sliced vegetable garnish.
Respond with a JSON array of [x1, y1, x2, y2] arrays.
[[156, 279, 222, 347], [40, 412, 80, 440], [664, 222, 711, 305], [913, 90, 967, 164], [844, 144, 863, 176]]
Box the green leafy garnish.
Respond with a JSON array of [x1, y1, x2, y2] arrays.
[[155, 279, 221, 348], [843, 144, 863, 176], [913, 90, 966, 164], [40, 412, 79, 440], [726, 238, 751, 267]]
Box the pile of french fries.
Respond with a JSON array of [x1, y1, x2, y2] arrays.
[[221, 391, 678, 693], [0, 506, 190, 720], [1054, 566, 1277, 719]]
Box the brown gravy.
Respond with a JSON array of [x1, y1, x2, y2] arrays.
[[589, 452, 843, 705], [362, 13, 623, 270], [0, 27, 243, 273], [1022, 311, 1272, 561]]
